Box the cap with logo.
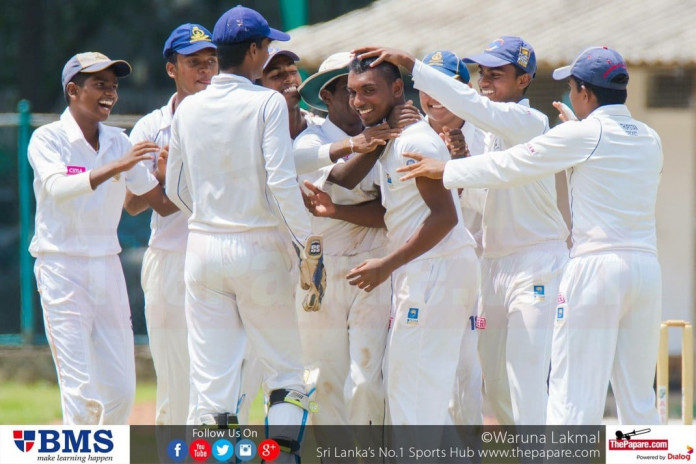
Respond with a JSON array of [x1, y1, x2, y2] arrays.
[[213, 5, 290, 45], [422, 50, 470, 83], [552, 46, 628, 90], [263, 47, 300, 71], [298, 52, 353, 111], [163, 23, 217, 59], [61, 52, 132, 90], [464, 36, 536, 76]]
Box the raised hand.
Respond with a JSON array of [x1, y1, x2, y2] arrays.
[[350, 46, 417, 72], [440, 126, 469, 159], [301, 180, 336, 218], [396, 152, 447, 181], [350, 122, 401, 154], [388, 100, 422, 128]]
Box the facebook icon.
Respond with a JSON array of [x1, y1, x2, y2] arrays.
[[167, 439, 188, 462]]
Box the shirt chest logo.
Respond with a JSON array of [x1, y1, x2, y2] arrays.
[[66, 166, 86, 175]]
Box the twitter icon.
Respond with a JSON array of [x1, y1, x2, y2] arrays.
[[235, 439, 257, 462], [212, 439, 234, 462]]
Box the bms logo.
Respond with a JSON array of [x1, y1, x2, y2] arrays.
[[13, 431, 35, 452], [12, 429, 114, 453]]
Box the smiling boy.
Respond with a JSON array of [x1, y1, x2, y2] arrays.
[[28, 52, 177, 424]]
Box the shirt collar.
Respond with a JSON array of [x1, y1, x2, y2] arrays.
[[588, 104, 631, 118], [157, 93, 177, 132], [212, 72, 254, 86], [60, 108, 125, 150]]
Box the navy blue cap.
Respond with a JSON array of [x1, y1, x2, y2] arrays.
[[464, 36, 537, 76], [163, 23, 216, 59], [213, 5, 290, 44], [422, 50, 470, 83], [553, 46, 628, 90]]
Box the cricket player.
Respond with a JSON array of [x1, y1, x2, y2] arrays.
[[165, 5, 318, 458], [398, 46, 663, 425], [293, 52, 392, 426], [357, 38, 569, 425], [418, 50, 486, 425], [124, 23, 218, 425], [336, 56, 480, 426], [29, 52, 177, 424], [260, 48, 323, 139]]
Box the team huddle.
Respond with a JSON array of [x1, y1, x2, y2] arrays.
[[28, 3, 663, 458]]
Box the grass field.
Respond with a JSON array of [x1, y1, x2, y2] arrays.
[[1, 380, 691, 425], [0, 381, 266, 425]]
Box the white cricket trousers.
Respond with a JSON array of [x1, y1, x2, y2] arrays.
[[185, 230, 306, 426], [477, 241, 568, 425], [448, 294, 484, 425], [547, 251, 661, 425], [141, 247, 193, 425], [35, 254, 135, 425], [385, 248, 479, 425], [296, 252, 390, 425]]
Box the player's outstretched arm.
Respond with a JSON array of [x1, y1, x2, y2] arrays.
[[346, 176, 457, 292], [124, 146, 169, 216], [329, 122, 400, 164], [327, 122, 398, 189], [352, 46, 417, 73], [123, 189, 149, 216], [88, 141, 157, 190], [396, 152, 447, 181]]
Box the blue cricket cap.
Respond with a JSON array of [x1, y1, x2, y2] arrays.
[[422, 50, 470, 83], [464, 36, 537, 76], [163, 23, 216, 59], [213, 5, 290, 44], [553, 46, 628, 90]]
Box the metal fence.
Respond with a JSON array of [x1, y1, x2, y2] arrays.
[[2, 101, 151, 345]]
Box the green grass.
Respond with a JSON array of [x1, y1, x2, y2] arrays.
[[0, 381, 62, 424], [0, 381, 157, 425], [0, 381, 266, 425]]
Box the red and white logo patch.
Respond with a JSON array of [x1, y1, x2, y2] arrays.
[[66, 166, 86, 175], [475, 317, 486, 330], [557, 293, 566, 305]]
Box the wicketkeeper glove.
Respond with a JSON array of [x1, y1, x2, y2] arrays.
[[295, 235, 326, 311]]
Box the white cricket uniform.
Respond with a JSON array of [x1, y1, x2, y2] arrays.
[[293, 117, 390, 425], [129, 94, 193, 425], [446, 119, 487, 426], [377, 120, 479, 425], [29, 108, 159, 424], [236, 108, 325, 423], [165, 73, 312, 427], [442, 104, 663, 425], [413, 60, 569, 425], [458, 120, 487, 251]]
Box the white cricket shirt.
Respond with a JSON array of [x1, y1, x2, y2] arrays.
[[413, 60, 569, 258], [166, 73, 311, 245], [129, 94, 188, 252], [442, 105, 663, 257], [294, 116, 388, 256], [28, 108, 159, 257], [377, 120, 475, 258]]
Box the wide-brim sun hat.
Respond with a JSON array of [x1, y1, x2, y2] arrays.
[[298, 52, 353, 112]]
